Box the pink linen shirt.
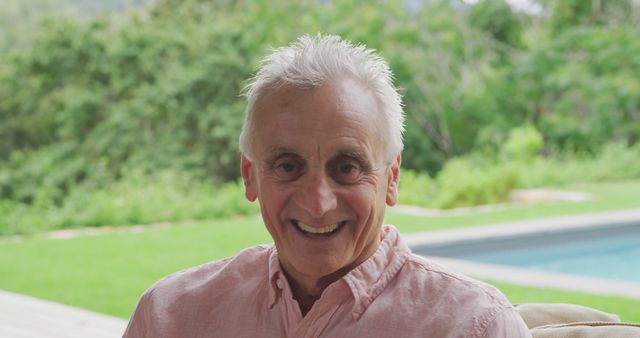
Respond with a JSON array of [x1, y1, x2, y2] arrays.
[[123, 225, 531, 337]]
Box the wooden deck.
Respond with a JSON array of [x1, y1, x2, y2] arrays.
[[0, 290, 127, 338]]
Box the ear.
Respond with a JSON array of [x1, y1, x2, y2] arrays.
[[385, 154, 401, 206], [241, 155, 258, 202]]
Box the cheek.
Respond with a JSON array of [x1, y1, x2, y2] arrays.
[[258, 183, 293, 218], [258, 195, 289, 240], [347, 183, 386, 217]]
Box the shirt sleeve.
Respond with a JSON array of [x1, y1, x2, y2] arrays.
[[482, 307, 532, 338], [122, 292, 151, 338]]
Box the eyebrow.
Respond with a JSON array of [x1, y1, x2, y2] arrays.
[[334, 149, 367, 161], [264, 146, 372, 166], [266, 146, 298, 158], [332, 149, 376, 171], [264, 147, 301, 165]]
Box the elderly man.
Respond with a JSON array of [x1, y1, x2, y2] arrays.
[[123, 35, 531, 337]]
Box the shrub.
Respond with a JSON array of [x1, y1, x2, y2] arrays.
[[398, 170, 436, 207], [433, 158, 518, 209], [500, 124, 544, 162], [516, 142, 640, 188], [0, 170, 258, 236]]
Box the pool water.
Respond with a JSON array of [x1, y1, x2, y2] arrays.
[[466, 232, 640, 283]]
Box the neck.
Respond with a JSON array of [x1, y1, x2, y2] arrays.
[[282, 268, 342, 316], [291, 285, 321, 316], [280, 229, 384, 316]]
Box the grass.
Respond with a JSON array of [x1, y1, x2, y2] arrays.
[[0, 215, 271, 318], [0, 179, 639, 321], [387, 179, 640, 232]]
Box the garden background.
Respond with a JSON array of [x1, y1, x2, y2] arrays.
[[1, 0, 640, 322]]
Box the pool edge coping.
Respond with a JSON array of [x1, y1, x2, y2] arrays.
[[403, 208, 640, 300], [404, 208, 640, 247]]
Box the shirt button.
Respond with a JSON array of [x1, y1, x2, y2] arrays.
[[276, 278, 284, 289]]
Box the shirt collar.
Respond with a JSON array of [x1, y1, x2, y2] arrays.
[[267, 246, 283, 309], [342, 225, 410, 319], [267, 225, 410, 318]]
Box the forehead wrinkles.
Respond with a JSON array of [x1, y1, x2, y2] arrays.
[[253, 79, 386, 162]]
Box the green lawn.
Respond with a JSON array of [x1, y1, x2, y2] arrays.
[[386, 179, 640, 232], [1, 179, 639, 321], [0, 215, 271, 318]]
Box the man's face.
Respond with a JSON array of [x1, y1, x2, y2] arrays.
[[241, 77, 400, 282]]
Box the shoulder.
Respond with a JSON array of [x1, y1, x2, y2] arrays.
[[142, 244, 273, 308], [401, 253, 512, 306], [124, 245, 274, 337], [388, 253, 518, 335]]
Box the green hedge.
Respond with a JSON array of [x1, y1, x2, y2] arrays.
[[399, 141, 640, 209], [0, 171, 258, 236], [2, 0, 639, 234]]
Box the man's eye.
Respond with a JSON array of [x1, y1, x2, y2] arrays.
[[339, 164, 356, 174], [281, 163, 296, 172], [333, 162, 361, 183], [274, 160, 303, 180]]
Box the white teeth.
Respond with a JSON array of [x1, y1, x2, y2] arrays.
[[296, 221, 341, 234]]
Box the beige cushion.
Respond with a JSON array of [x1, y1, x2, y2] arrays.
[[530, 322, 640, 338], [515, 303, 620, 329], [515, 303, 640, 338]]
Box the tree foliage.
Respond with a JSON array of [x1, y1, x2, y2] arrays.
[[1, 0, 639, 232], [514, 24, 640, 152]]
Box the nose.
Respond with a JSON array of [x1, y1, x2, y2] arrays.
[[296, 171, 338, 219]]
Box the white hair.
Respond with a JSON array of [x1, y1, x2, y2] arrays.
[[239, 34, 405, 162]]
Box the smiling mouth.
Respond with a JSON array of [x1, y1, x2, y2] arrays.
[[291, 220, 346, 236]]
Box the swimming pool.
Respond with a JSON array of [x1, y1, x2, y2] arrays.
[[411, 219, 640, 283]]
